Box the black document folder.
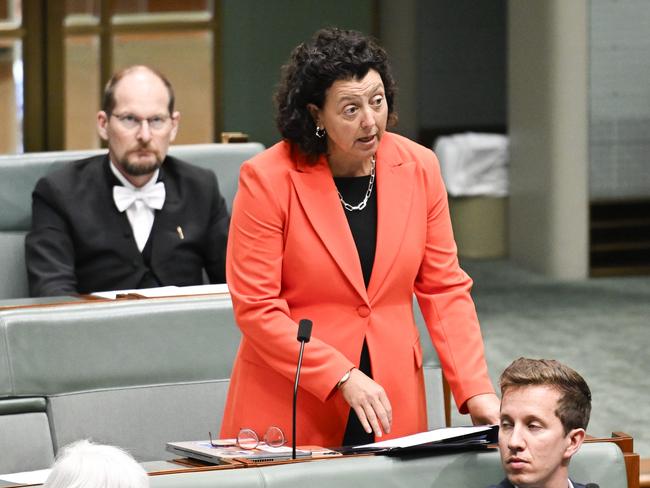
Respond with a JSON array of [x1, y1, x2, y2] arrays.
[[336, 425, 498, 456]]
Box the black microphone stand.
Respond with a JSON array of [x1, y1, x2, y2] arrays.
[[292, 319, 312, 459]]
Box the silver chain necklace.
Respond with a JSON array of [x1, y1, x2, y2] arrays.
[[337, 156, 376, 212]]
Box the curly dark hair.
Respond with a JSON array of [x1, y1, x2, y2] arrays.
[[275, 27, 398, 161]]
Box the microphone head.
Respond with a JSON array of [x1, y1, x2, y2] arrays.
[[297, 319, 313, 343], [585, 484, 600, 488]]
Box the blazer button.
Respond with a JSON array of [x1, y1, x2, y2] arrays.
[[357, 305, 371, 317]]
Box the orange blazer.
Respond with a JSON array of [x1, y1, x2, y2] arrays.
[[221, 132, 494, 446]]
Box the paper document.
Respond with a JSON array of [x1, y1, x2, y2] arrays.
[[0, 468, 51, 485], [92, 283, 229, 299], [355, 425, 494, 449]]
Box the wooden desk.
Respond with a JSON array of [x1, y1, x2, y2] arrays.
[[640, 457, 650, 488], [145, 448, 347, 476], [0, 290, 231, 312], [0, 296, 84, 311]]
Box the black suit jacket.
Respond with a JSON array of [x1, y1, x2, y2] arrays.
[[25, 154, 229, 296], [487, 478, 587, 488]]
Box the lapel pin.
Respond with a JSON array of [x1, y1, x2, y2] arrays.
[[176, 226, 185, 240]]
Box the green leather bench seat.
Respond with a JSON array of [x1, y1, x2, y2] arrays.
[[0, 398, 53, 474], [0, 411, 54, 474], [0, 397, 46, 415], [0, 296, 238, 395], [0, 295, 241, 469], [146, 442, 627, 488]]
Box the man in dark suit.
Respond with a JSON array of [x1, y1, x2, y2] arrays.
[[25, 65, 229, 296], [487, 358, 594, 488]]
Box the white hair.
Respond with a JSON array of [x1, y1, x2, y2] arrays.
[[44, 440, 149, 488]]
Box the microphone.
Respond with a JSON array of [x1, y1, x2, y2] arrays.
[[297, 319, 312, 343], [585, 484, 600, 488], [292, 319, 312, 459]]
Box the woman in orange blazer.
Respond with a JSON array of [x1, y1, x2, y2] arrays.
[[221, 27, 499, 448]]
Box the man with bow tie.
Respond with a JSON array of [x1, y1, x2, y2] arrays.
[[25, 65, 229, 296]]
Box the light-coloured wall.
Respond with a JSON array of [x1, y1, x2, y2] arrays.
[[589, 0, 650, 200], [508, 0, 589, 279]]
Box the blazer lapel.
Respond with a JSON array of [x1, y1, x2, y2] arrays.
[[289, 154, 368, 301], [367, 136, 416, 299], [149, 160, 181, 257]]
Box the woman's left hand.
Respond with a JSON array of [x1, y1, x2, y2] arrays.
[[466, 393, 500, 425]]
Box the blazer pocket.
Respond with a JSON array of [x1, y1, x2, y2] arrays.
[[413, 336, 423, 370]]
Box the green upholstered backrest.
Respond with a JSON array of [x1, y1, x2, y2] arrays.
[[0, 295, 240, 462]]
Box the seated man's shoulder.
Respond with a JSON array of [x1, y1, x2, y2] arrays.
[[161, 156, 220, 198], [36, 154, 106, 192], [164, 155, 215, 180]]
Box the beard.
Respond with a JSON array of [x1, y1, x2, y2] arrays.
[[121, 159, 162, 176], [118, 151, 164, 176]]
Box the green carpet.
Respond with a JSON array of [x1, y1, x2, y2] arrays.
[[448, 259, 650, 457]]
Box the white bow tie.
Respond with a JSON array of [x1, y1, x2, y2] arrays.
[[113, 182, 166, 212]]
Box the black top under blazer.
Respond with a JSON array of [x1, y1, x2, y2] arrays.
[[25, 154, 229, 296]]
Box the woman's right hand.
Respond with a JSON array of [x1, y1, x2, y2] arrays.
[[339, 368, 392, 437]]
